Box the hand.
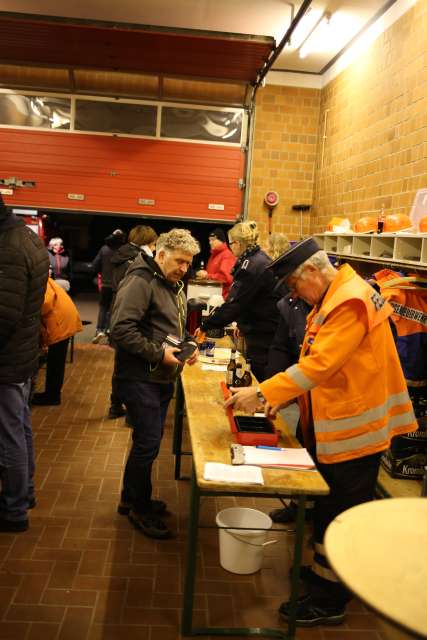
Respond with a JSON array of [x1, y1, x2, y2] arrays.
[[233, 323, 241, 339], [196, 270, 208, 279], [186, 348, 199, 366], [194, 327, 206, 343], [162, 346, 182, 366], [224, 386, 262, 413]]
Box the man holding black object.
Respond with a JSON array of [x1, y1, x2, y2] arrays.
[[225, 237, 417, 627], [110, 228, 200, 539]]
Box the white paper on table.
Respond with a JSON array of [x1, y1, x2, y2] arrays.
[[240, 445, 315, 469], [201, 364, 227, 371], [203, 462, 264, 485]]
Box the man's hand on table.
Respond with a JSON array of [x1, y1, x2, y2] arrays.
[[224, 386, 263, 414]]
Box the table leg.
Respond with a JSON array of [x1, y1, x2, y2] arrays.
[[181, 467, 200, 636], [172, 376, 184, 480], [286, 495, 306, 639]]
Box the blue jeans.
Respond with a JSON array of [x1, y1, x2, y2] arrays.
[[117, 380, 174, 514], [0, 379, 34, 522]]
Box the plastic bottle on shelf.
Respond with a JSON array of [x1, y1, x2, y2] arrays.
[[377, 204, 385, 234]]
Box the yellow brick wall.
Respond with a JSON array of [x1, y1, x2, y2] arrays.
[[248, 0, 427, 241], [247, 85, 321, 246], [312, 0, 427, 233]]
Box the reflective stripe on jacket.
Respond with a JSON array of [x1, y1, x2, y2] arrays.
[[260, 264, 417, 463]]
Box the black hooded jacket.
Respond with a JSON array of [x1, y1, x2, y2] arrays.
[[0, 214, 49, 383], [110, 242, 142, 293], [92, 232, 125, 288], [201, 245, 280, 347]]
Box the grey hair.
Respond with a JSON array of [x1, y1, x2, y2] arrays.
[[156, 228, 200, 256], [293, 250, 336, 279], [48, 237, 63, 248]]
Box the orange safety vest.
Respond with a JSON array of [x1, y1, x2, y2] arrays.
[[261, 264, 418, 463]]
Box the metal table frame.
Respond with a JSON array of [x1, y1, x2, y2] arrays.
[[174, 376, 311, 639]]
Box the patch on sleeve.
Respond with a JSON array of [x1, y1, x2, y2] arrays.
[[370, 290, 385, 311]]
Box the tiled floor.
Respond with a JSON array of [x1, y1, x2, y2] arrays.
[[0, 297, 390, 639]]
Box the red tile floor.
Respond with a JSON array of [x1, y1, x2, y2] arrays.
[[0, 301, 390, 639]]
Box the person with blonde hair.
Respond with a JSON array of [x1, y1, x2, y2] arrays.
[[197, 220, 279, 381], [268, 232, 291, 260]]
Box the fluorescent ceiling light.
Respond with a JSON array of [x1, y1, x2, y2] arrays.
[[299, 11, 364, 59], [286, 7, 324, 51]]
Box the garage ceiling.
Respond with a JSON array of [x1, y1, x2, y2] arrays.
[[0, 1, 398, 105]]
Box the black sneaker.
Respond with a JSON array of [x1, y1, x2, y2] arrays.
[[279, 594, 345, 627], [108, 405, 126, 419], [0, 517, 29, 533], [270, 502, 314, 524], [128, 510, 171, 539], [118, 499, 167, 516]]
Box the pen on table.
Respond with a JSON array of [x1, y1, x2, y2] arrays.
[[256, 445, 284, 451]]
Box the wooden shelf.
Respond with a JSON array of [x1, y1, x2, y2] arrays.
[[313, 232, 427, 270]]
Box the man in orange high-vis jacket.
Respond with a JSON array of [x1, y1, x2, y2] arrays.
[[225, 238, 417, 628]]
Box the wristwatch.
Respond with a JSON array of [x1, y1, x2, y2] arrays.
[[256, 386, 266, 404]]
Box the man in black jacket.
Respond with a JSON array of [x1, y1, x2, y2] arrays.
[[92, 229, 126, 343], [110, 228, 200, 539], [0, 195, 49, 532]]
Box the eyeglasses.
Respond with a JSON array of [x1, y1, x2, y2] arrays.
[[229, 240, 237, 246]]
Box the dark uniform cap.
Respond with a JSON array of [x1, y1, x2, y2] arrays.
[[267, 237, 321, 280]]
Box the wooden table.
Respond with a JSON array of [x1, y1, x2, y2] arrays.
[[176, 358, 329, 638], [325, 498, 427, 639]]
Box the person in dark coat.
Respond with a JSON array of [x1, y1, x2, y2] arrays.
[[111, 225, 158, 295], [266, 292, 313, 523], [48, 237, 71, 291], [198, 221, 280, 382], [0, 194, 49, 532], [108, 225, 158, 419], [92, 229, 126, 343], [110, 228, 200, 539]]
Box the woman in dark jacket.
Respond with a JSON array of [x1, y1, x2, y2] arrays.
[[48, 237, 71, 291], [199, 221, 280, 382]]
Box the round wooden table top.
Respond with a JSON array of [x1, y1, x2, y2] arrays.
[[325, 498, 427, 638]]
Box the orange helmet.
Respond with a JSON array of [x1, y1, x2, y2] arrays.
[[354, 216, 377, 233], [383, 213, 412, 232], [326, 217, 351, 232], [418, 216, 427, 233]]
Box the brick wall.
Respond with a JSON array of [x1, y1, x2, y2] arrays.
[[248, 0, 427, 241], [312, 0, 427, 232], [248, 85, 320, 245]]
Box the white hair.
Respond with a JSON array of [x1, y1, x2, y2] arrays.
[[48, 237, 63, 248], [293, 250, 336, 279]]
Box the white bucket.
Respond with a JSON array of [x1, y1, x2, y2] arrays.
[[215, 507, 275, 574]]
